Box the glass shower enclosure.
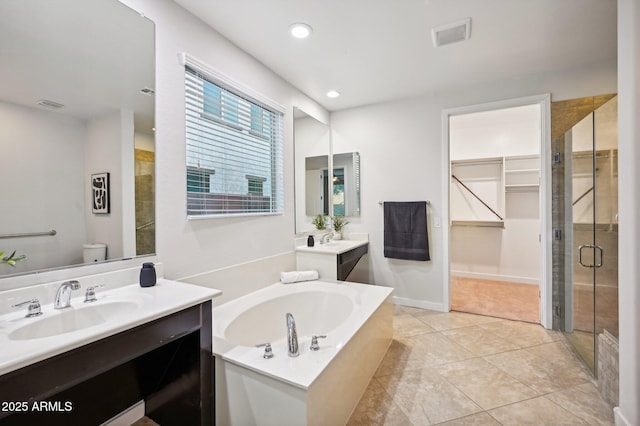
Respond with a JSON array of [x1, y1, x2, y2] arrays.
[[560, 96, 618, 375]]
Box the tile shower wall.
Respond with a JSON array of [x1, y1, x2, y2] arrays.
[[597, 330, 619, 409], [135, 148, 155, 256]]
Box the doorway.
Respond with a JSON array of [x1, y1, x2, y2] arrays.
[[444, 96, 551, 325], [559, 95, 618, 375]]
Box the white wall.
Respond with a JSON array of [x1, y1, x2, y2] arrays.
[[330, 64, 616, 310], [119, 0, 326, 280], [450, 104, 541, 161], [0, 101, 87, 272], [616, 0, 640, 423]]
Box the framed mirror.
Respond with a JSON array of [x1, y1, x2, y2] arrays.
[[0, 0, 155, 280]]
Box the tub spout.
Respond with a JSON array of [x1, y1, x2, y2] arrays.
[[286, 313, 299, 357]]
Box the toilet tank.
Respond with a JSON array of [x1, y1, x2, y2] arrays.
[[83, 243, 107, 263]]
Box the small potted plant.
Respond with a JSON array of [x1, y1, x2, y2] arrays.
[[331, 215, 349, 240], [312, 213, 328, 231], [1, 250, 26, 267]]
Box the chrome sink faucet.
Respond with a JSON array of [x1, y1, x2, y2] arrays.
[[319, 232, 333, 244], [286, 313, 299, 357], [54, 280, 81, 309]]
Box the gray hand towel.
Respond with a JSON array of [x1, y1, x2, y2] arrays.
[[383, 201, 430, 261]]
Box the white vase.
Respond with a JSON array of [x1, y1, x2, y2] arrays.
[[332, 231, 342, 240]]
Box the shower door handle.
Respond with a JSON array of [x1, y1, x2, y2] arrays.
[[595, 245, 603, 268], [578, 244, 592, 267], [578, 244, 604, 268]]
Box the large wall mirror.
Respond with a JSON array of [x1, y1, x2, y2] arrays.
[[0, 0, 155, 280], [294, 108, 361, 234]]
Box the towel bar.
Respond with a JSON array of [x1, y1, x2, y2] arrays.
[[378, 200, 430, 205], [0, 230, 57, 239]]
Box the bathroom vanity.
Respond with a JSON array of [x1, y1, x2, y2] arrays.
[[0, 280, 221, 425], [296, 238, 368, 281]]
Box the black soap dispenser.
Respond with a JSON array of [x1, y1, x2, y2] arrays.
[[140, 262, 157, 287], [307, 234, 315, 247]]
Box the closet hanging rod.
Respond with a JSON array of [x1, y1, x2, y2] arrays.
[[572, 152, 610, 160], [451, 174, 504, 221], [451, 158, 503, 166], [572, 186, 594, 206], [378, 201, 430, 205], [0, 230, 57, 239]]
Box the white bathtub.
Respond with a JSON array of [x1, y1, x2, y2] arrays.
[[213, 280, 393, 426]]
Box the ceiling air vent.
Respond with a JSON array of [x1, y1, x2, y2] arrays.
[[432, 18, 471, 47], [37, 99, 64, 109]]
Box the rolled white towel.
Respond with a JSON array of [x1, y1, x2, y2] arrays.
[[280, 270, 319, 284]]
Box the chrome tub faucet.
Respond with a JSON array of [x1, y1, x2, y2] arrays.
[[286, 313, 299, 357]]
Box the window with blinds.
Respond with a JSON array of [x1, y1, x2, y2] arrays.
[[185, 66, 284, 217]]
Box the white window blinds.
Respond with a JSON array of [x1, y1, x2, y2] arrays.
[[185, 65, 284, 217]]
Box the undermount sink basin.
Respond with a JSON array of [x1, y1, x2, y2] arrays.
[[297, 239, 368, 254], [321, 240, 355, 248], [8, 301, 139, 341]]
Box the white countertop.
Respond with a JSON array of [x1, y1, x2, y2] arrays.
[[295, 239, 368, 255], [0, 279, 221, 376]]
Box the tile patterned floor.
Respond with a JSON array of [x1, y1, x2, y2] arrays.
[[347, 306, 614, 425]]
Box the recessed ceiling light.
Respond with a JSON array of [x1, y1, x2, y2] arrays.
[[290, 23, 312, 39], [326, 90, 340, 98]]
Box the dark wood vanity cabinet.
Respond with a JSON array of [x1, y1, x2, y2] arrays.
[[337, 243, 369, 281], [0, 301, 213, 426]]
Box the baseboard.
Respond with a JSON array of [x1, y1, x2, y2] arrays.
[[614, 407, 632, 426], [451, 270, 538, 285], [393, 296, 448, 313]]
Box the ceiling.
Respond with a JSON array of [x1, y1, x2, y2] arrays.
[[174, 0, 617, 112]]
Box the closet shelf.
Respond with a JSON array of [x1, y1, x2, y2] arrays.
[[452, 220, 505, 228], [505, 184, 539, 192]]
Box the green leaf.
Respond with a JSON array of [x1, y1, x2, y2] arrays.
[[1, 249, 26, 266]]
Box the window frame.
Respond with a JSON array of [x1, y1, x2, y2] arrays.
[[181, 53, 286, 219]]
